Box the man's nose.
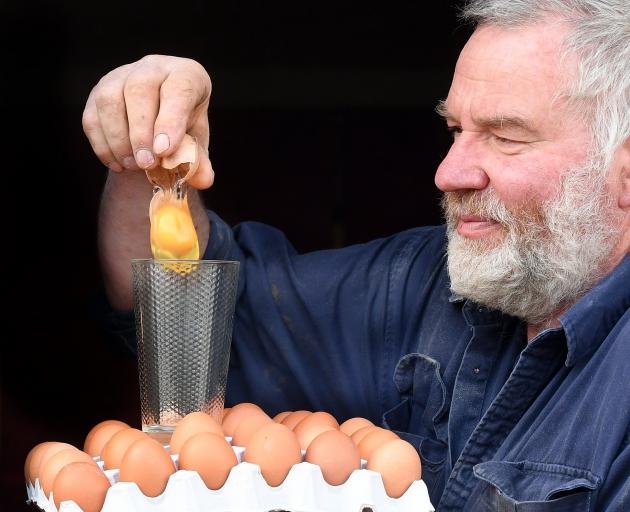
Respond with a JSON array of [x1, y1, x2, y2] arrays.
[[435, 133, 490, 192]]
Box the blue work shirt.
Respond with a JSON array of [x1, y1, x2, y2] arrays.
[[103, 211, 630, 511]]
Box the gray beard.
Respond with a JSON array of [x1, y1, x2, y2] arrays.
[[443, 163, 620, 325]]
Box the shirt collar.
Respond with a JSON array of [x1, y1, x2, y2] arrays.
[[448, 253, 630, 366], [561, 253, 630, 367]]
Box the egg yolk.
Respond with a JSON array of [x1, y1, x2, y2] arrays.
[[150, 201, 199, 260]]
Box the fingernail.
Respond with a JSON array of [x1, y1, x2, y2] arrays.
[[154, 133, 170, 154], [123, 156, 137, 170], [108, 162, 123, 173], [136, 149, 155, 169]]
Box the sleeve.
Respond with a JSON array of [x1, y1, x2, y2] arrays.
[[202, 211, 444, 422]]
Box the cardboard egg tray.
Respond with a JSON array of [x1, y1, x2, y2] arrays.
[[26, 440, 435, 512]]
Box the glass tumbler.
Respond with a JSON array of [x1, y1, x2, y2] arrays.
[[131, 259, 240, 441]]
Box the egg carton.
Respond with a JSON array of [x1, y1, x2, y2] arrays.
[[26, 442, 434, 512]]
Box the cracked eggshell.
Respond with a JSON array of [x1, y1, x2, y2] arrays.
[[160, 134, 199, 180]]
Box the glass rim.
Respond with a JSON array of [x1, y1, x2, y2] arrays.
[[131, 259, 239, 265]]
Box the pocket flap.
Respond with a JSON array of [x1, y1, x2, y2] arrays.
[[474, 460, 600, 502]]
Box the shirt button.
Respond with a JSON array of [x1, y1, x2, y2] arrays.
[[473, 367, 481, 374]]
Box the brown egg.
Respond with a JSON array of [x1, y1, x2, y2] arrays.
[[24, 442, 59, 484], [33, 443, 78, 485], [244, 422, 302, 487], [231, 413, 273, 447], [357, 428, 399, 460], [281, 410, 312, 430], [100, 428, 148, 470], [83, 420, 130, 457], [169, 411, 224, 454], [273, 411, 292, 423], [52, 462, 111, 512], [40, 448, 97, 497], [293, 412, 339, 437], [340, 417, 374, 437], [367, 439, 422, 498], [119, 437, 176, 497], [351, 425, 377, 444], [305, 430, 361, 486], [178, 432, 238, 490], [296, 424, 338, 450], [222, 403, 264, 437]]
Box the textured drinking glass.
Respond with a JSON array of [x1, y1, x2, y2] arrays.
[[131, 259, 240, 439]]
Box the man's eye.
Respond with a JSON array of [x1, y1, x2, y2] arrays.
[[447, 126, 462, 139], [493, 135, 522, 145]]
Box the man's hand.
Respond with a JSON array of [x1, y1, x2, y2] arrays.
[[82, 54, 214, 189]]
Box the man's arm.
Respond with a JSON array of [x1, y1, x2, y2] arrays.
[[97, 169, 209, 310]]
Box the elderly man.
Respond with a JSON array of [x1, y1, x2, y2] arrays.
[[84, 0, 629, 509]]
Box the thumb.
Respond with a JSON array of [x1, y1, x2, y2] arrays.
[[187, 119, 214, 190]]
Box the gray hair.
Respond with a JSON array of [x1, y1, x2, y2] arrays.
[[459, 0, 630, 166]]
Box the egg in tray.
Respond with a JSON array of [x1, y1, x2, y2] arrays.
[[25, 404, 434, 512]]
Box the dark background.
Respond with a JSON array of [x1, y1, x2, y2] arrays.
[[1, 1, 471, 508]]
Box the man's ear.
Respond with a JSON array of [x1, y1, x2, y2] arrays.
[[619, 137, 630, 210]]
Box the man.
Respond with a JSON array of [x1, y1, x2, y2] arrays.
[[84, 0, 629, 509]]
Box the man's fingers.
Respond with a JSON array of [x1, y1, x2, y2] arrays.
[[124, 57, 170, 169], [153, 59, 212, 158], [82, 92, 123, 173], [94, 71, 136, 170], [188, 156, 215, 190]]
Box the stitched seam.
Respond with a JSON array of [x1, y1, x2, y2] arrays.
[[382, 236, 417, 421]]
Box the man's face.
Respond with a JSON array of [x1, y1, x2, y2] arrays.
[[435, 21, 624, 325]]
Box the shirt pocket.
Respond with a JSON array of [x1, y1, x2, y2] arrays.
[[473, 460, 601, 511], [382, 353, 449, 498]]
